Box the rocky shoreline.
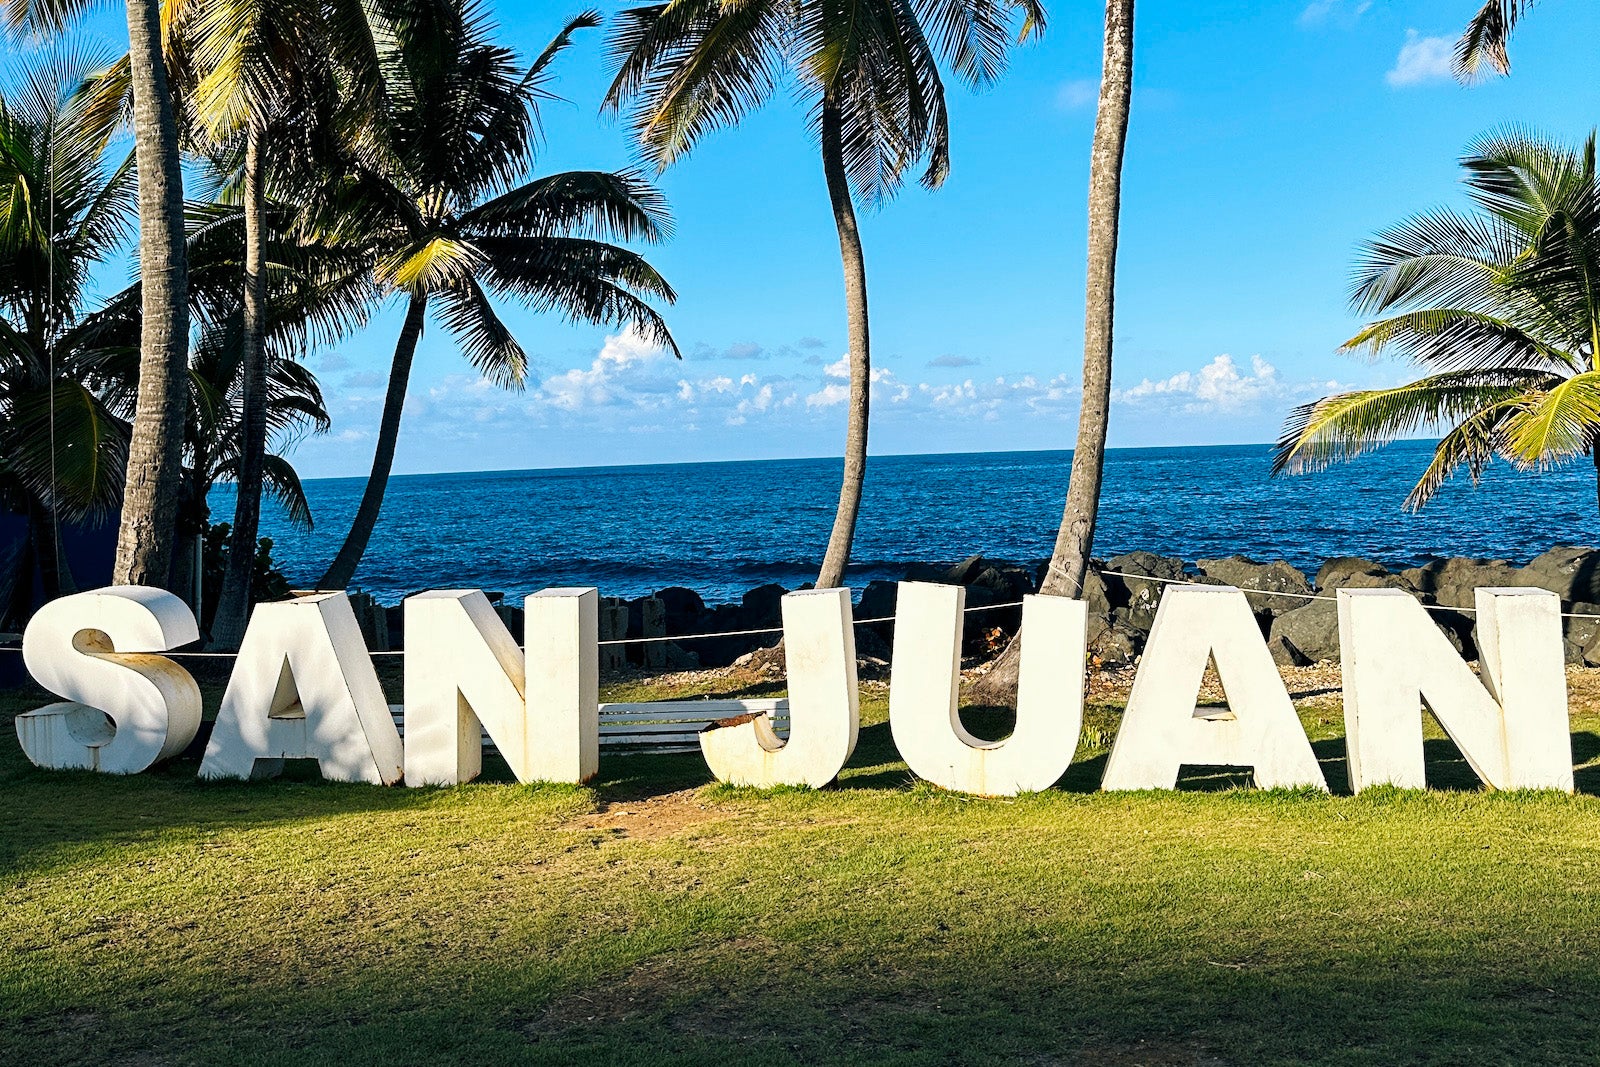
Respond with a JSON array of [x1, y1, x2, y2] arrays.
[[345, 545, 1600, 670]]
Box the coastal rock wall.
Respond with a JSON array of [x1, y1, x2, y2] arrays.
[[358, 545, 1600, 670]]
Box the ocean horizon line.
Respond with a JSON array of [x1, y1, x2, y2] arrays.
[[275, 438, 1440, 488]]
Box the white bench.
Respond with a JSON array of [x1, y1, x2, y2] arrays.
[[386, 699, 790, 756]]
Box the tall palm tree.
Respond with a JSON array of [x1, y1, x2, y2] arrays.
[[3, 0, 192, 590], [0, 49, 138, 602], [179, 0, 381, 645], [312, 5, 678, 591], [604, 0, 1045, 590], [1275, 130, 1600, 514], [968, 0, 1132, 707]]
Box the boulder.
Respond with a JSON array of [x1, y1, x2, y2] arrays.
[[1267, 635, 1312, 668], [971, 563, 1035, 601], [1315, 557, 1390, 590], [857, 580, 898, 623], [1267, 599, 1340, 665], [1399, 558, 1520, 610], [1518, 545, 1600, 604], [1195, 556, 1312, 617], [1089, 618, 1143, 669], [654, 586, 707, 634], [903, 561, 947, 584], [740, 583, 787, 630], [1103, 551, 1185, 631], [946, 554, 986, 585], [1563, 602, 1600, 667], [1080, 566, 1113, 618]]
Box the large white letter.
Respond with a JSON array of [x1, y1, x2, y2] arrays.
[[1102, 585, 1326, 791], [17, 586, 201, 774], [888, 582, 1085, 797], [1339, 587, 1571, 792], [200, 592, 403, 784], [700, 587, 858, 788], [403, 587, 598, 786]]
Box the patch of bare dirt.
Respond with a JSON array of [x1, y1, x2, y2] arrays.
[[564, 788, 728, 841]]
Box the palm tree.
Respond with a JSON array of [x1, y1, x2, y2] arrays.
[[968, 0, 1132, 707], [179, 0, 381, 645], [1275, 130, 1600, 514], [4, 0, 193, 590], [604, 0, 1045, 590], [312, 5, 679, 591], [0, 50, 138, 604], [1457, 1, 1537, 77]]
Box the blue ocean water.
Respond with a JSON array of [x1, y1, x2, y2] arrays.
[[214, 441, 1598, 605]]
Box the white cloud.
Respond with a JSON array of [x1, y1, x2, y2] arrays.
[[1299, 0, 1370, 28], [806, 383, 850, 408], [539, 327, 675, 412], [1115, 354, 1284, 412], [1387, 30, 1455, 87], [928, 354, 979, 368]]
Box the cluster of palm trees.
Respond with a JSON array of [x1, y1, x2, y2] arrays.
[[0, 0, 1144, 661], [0, 1, 682, 643]]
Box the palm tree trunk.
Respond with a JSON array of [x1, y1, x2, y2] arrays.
[[210, 120, 270, 648], [815, 94, 872, 591], [113, 0, 191, 589], [968, 0, 1135, 706], [318, 292, 428, 591], [1592, 444, 1600, 516]]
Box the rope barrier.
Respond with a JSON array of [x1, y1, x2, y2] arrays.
[[7, 571, 1598, 661]]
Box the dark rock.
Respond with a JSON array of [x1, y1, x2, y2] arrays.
[[1089, 619, 1142, 668], [1267, 634, 1313, 668], [946, 554, 986, 585], [1399, 558, 1520, 610], [858, 580, 898, 623], [1563, 602, 1600, 667], [1315, 557, 1389, 590], [740, 583, 787, 630], [654, 586, 707, 634], [854, 625, 892, 661], [1080, 567, 1113, 617], [971, 564, 1034, 601], [904, 562, 947, 584], [1518, 545, 1600, 604], [1268, 600, 1339, 664], [1195, 555, 1312, 616], [1103, 551, 1184, 631]]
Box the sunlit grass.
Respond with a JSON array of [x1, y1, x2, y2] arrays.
[[2, 667, 1600, 1065]]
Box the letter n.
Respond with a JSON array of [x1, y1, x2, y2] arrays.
[[403, 588, 597, 786], [1339, 587, 1571, 792]]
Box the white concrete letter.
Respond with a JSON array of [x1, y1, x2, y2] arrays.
[[700, 587, 858, 788], [888, 582, 1086, 796], [200, 592, 403, 784], [1102, 585, 1327, 791], [403, 588, 598, 786], [16, 586, 201, 774], [1339, 587, 1571, 792]]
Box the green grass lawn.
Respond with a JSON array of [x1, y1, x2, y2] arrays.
[[4, 664, 1600, 1066]]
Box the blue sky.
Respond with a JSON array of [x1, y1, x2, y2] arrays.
[[12, 1, 1600, 477]]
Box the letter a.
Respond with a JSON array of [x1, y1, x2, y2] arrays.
[[1339, 587, 1570, 792], [201, 592, 403, 784], [700, 587, 858, 788], [889, 582, 1086, 796], [1102, 585, 1326, 791], [17, 587, 201, 774]]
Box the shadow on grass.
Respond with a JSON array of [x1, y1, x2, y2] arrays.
[[7, 917, 1599, 1066]]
